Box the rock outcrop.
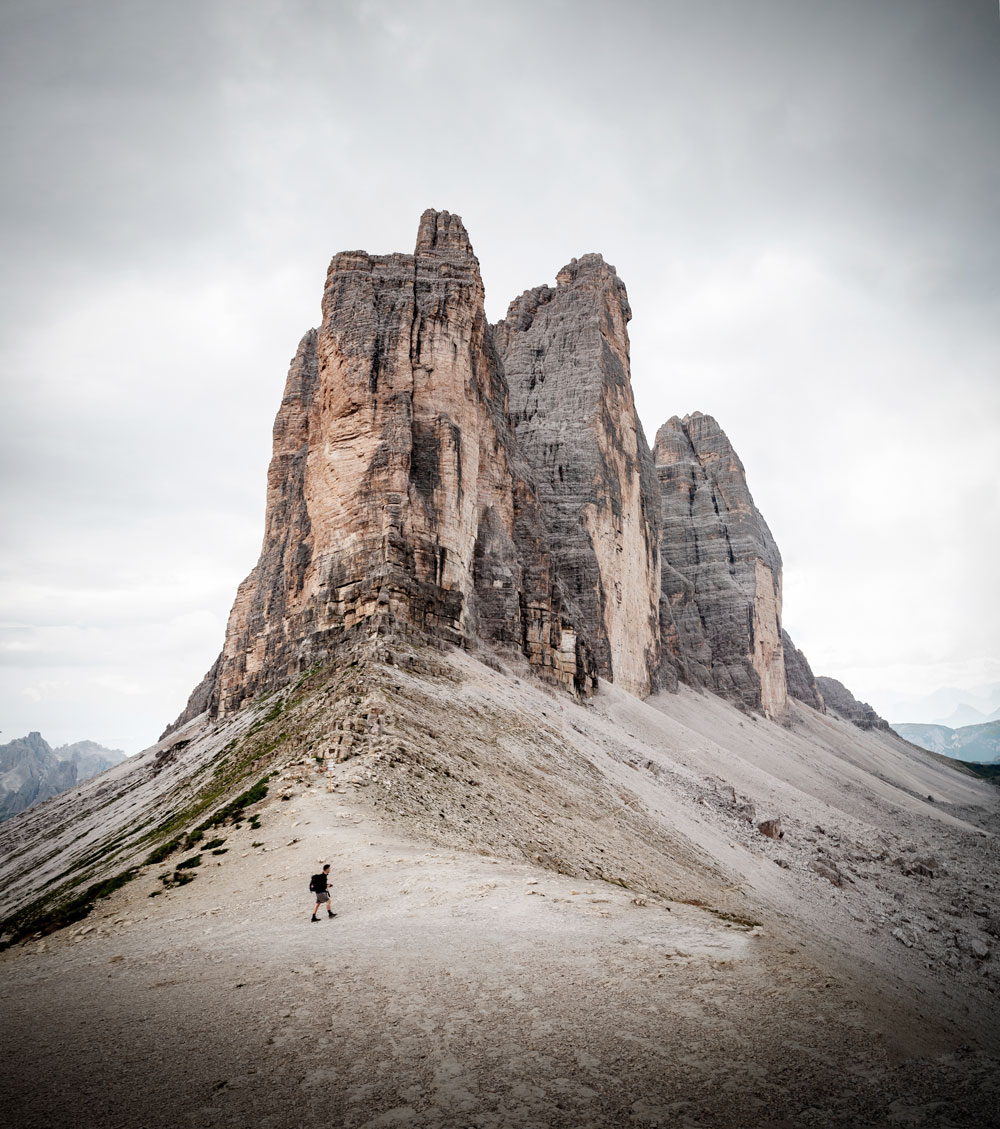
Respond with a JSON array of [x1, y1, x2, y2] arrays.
[[494, 255, 662, 697], [653, 413, 787, 716], [174, 210, 596, 726], [782, 630, 825, 712], [816, 677, 889, 730]]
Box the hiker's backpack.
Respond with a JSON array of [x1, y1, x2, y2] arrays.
[[308, 876, 316, 892]]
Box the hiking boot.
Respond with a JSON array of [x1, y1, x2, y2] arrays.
[[327, 911, 337, 918], [311, 914, 318, 922]]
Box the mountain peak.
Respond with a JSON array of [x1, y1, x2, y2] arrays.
[[414, 208, 476, 261]]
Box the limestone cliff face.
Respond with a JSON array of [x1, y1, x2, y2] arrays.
[[653, 413, 787, 716], [177, 211, 596, 724], [494, 256, 662, 698]]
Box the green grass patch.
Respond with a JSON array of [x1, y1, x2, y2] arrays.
[[175, 854, 202, 870], [211, 848, 229, 856], [0, 866, 140, 945], [144, 837, 183, 865], [203, 837, 226, 850], [196, 774, 273, 830]]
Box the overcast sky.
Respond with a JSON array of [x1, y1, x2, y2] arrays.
[[1, 0, 997, 751]]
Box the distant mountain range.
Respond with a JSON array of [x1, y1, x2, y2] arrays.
[[0, 733, 126, 822], [885, 681, 1000, 727], [892, 720, 1000, 764]]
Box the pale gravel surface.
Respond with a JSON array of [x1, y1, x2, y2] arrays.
[[2, 649, 999, 1128]]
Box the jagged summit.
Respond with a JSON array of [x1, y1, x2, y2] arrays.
[[414, 207, 476, 259]]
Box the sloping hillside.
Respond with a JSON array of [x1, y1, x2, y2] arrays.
[[2, 644, 997, 1128]]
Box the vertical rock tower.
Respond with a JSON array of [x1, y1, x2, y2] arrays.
[[495, 256, 662, 697], [184, 211, 595, 722], [654, 413, 787, 716]]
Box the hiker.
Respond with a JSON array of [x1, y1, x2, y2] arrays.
[[309, 864, 336, 922]]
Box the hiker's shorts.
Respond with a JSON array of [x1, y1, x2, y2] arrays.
[[315, 890, 330, 903]]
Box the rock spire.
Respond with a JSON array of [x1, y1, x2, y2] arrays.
[[495, 255, 662, 697]]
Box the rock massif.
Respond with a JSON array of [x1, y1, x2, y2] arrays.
[[170, 209, 867, 730], [495, 255, 661, 697]]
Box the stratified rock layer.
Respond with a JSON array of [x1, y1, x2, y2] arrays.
[[177, 211, 596, 725], [653, 413, 787, 716], [495, 256, 661, 697]]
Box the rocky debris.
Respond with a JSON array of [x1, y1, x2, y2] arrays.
[[971, 937, 991, 961], [892, 925, 919, 948], [896, 855, 943, 879], [169, 210, 598, 727], [710, 782, 756, 824], [815, 677, 889, 730], [690, 779, 761, 836], [810, 858, 847, 887], [652, 413, 787, 717], [495, 255, 662, 697], [781, 630, 825, 712], [757, 818, 783, 840]]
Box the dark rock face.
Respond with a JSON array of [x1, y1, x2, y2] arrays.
[[0, 732, 76, 822], [653, 413, 787, 716], [816, 677, 889, 730], [495, 255, 662, 696], [174, 210, 597, 725], [782, 630, 825, 711]]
